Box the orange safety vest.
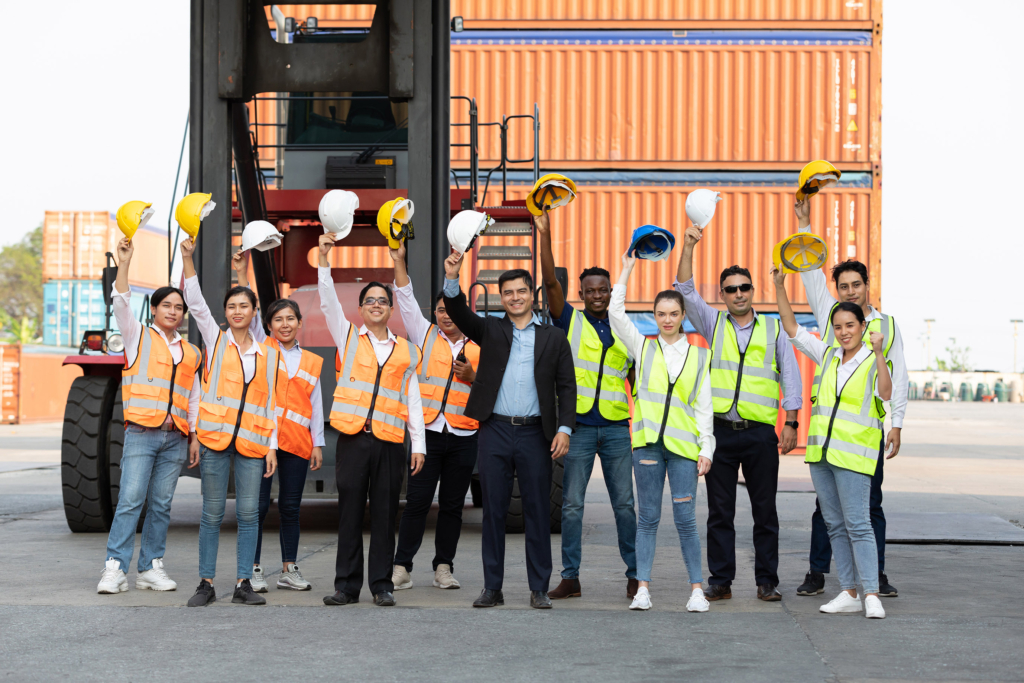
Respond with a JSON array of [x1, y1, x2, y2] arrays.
[[417, 325, 480, 431], [331, 326, 420, 444], [266, 338, 323, 460], [122, 327, 201, 436], [197, 331, 282, 458]]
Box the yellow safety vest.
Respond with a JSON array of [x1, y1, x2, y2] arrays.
[[567, 309, 631, 421], [812, 304, 895, 400], [709, 312, 780, 425], [630, 338, 708, 461], [806, 346, 886, 476]]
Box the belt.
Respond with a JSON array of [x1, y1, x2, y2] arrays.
[[714, 417, 751, 430], [128, 421, 181, 434], [491, 414, 541, 426]]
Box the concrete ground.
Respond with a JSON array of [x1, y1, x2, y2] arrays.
[[0, 402, 1022, 682]]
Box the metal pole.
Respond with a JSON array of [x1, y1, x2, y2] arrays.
[[501, 116, 507, 204], [533, 102, 540, 183], [1012, 320, 1022, 373], [470, 98, 478, 206], [924, 318, 935, 370]]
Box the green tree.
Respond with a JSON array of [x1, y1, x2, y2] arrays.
[[0, 226, 43, 336], [940, 337, 972, 372]]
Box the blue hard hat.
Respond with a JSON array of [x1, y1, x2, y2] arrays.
[[628, 224, 676, 262]]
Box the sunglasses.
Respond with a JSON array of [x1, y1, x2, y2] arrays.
[[361, 297, 391, 307], [722, 283, 753, 294]]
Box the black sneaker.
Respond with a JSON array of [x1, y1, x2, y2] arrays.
[[187, 580, 216, 607], [878, 573, 898, 598], [373, 591, 396, 606], [796, 571, 825, 596], [232, 579, 267, 605]]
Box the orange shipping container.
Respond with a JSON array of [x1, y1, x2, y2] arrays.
[[451, 30, 879, 170], [0, 344, 83, 425], [0, 344, 19, 424], [42, 212, 170, 290], [459, 177, 880, 311]]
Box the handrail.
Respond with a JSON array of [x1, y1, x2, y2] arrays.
[[468, 281, 489, 316]]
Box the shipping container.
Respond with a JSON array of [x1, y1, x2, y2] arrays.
[[452, 171, 880, 310], [43, 280, 155, 348], [17, 345, 83, 424], [42, 212, 170, 289], [451, 30, 879, 170], [263, 3, 879, 29], [0, 343, 19, 424]]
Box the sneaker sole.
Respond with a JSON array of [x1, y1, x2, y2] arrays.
[[187, 596, 216, 607], [231, 597, 267, 605], [432, 580, 461, 589], [797, 588, 825, 596], [97, 584, 129, 594], [819, 607, 862, 614], [393, 581, 413, 590], [629, 604, 651, 611], [252, 585, 268, 593], [878, 592, 898, 598], [687, 605, 710, 613], [135, 582, 176, 591], [277, 581, 312, 591]]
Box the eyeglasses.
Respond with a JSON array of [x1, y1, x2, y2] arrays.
[[722, 283, 753, 294], [361, 297, 391, 307]]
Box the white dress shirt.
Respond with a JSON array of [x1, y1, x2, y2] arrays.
[[609, 284, 716, 460], [247, 306, 326, 448], [393, 278, 476, 437], [111, 284, 200, 432], [788, 326, 888, 400], [183, 276, 277, 446], [318, 267, 426, 453], [799, 226, 908, 428]]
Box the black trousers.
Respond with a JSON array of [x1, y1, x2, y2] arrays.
[[395, 429, 478, 573], [478, 419, 552, 592], [705, 421, 780, 587], [255, 450, 309, 564], [809, 440, 887, 574], [333, 431, 406, 598]]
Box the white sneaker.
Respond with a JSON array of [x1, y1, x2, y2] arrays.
[[277, 563, 312, 591], [819, 591, 863, 614], [686, 587, 710, 613], [432, 564, 461, 589], [864, 594, 886, 619], [97, 559, 128, 594], [136, 558, 177, 591], [392, 565, 413, 590], [629, 587, 652, 610], [250, 565, 268, 593]]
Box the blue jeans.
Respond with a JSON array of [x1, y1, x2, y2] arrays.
[[633, 444, 702, 584], [105, 426, 187, 572], [809, 442, 886, 574], [808, 460, 879, 594], [255, 450, 310, 565], [198, 444, 264, 580], [560, 424, 637, 580]]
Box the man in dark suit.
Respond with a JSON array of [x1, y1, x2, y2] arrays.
[[443, 251, 576, 609]]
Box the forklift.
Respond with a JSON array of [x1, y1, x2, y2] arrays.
[[59, 0, 560, 535]]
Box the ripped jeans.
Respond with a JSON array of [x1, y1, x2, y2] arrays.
[[633, 444, 703, 584]]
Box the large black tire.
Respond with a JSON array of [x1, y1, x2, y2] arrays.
[[550, 458, 564, 534], [61, 376, 119, 532], [107, 394, 145, 531]]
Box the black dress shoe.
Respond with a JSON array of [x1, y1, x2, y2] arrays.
[[373, 591, 396, 606], [757, 584, 782, 601], [704, 584, 732, 601], [796, 571, 825, 596], [323, 591, 359, 606], [530, 591, 553, 609], [878, 573, 898, 598], [472, 589, 504, 608]]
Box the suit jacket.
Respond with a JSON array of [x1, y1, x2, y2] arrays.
[[444, 287, 576, 441]]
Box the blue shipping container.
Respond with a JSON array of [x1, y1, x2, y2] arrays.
[[43, 280, 155, 347]]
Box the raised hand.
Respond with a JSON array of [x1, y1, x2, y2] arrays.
[[318, 232, 339, 257], [534, 210, 550, 235], [116, 237, 134, 263], [794, 198, 811, 228], [444, 250, 465, 279], [179, 237, 196, 259], [869, 330, 885, 354], [770, 263, 786, 288], [388, 242, 407, 263], [683, 225, 703, 248]]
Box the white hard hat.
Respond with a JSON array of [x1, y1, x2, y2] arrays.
[[240, 220, 283, 252], [685, 189, 722, 229], [447, 210, 494, 253], [318, 189, 360, 238]]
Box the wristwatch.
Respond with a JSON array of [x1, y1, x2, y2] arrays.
[[785, 421, 799, 429]]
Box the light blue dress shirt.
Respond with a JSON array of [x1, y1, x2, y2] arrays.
[[444, 278, 571, 436]]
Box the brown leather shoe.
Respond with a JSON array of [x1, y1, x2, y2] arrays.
[[757, 584, 782, 601], [547, 578, 581, 600], [626, 578, 639, 599], [704, 584, 732, 601]]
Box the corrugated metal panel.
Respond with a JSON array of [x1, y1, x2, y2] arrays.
[[17, 346, 83, 424], [451, 32, 877, 168], [463, 184, 877, 309], [451, 0, 874, 23], [43, 280, 155, 348], [0, 344, 19, 424]]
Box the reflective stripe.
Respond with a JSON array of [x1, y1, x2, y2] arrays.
[[575, 385, 629, 404], [122, 375, 173, 390], [811, 404, 882, 430], [418, 325, 441, 381], [125, 398, 169, 411], [296, 368, 318, 386], [171, 405, 188, 420], [236, 428, 271, 448], [285, 409, 311, 428], [333, 402, 370, 419], [710, 387, 779, 409], [204, 395, 242, 410], [662, 424, 699, 444], [709, 359, 779, 382], [806, 434, 880, 461], [197, 419, 233, 435]]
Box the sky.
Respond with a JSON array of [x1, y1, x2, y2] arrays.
[[1, 1, 1021, 370]]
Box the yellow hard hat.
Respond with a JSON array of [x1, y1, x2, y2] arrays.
[[174, 192, 216, 239], [526, 173, 577, 216], [115, 200, 154, 240], [376, 197, 415, 249], [773, 232, 829, 274], [796, 160, 841, 201]]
